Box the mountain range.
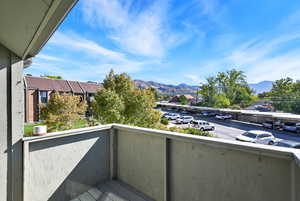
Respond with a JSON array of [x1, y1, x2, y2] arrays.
[[248, 81, 273, 94], [134, 80, 273, 96], [134, 80, 198, 96]]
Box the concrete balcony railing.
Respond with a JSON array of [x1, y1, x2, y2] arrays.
[[23, 124, 300, 201]]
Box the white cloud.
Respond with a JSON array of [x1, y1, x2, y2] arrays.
[[49, 32, 126, 61], [36, 54, 64, 61], [246, 50, 300, 82], [183, 74, 203, 84], [81, 0, 192, 58], [31, 32, 161, 81]]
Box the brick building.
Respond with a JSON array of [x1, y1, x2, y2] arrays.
[[24, 75, 102, 123]]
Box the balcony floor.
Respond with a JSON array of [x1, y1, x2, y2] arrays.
[[70, 180, 154, 201]]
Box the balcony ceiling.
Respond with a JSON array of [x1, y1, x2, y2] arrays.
[[0, 0, 77, 59]]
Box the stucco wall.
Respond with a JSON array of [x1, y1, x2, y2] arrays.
[[0, 40, 10, 201], [169, 140, 291, 201], [115, 125, 300, 201], [24, 129, 111, 201], [117, 130, 165, 201]]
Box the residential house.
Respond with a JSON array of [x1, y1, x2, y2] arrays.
[[169, 94, 196, 104], [24, 75, 102, 123]]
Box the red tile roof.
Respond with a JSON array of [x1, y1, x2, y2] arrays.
[[24, 76, 102, 94]]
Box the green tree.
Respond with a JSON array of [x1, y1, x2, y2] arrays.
[[198, 69, 254, 108], [258, 91, 272, 99], [179, 95, 189, 105], [93, 70, 161, 128], [270, 78, 294, 112], [215, 93, 230, 108], [40, 92, 87, 131], [41, 74, 63, 80], [199, 77, 218, 106], [269, 78, 300, 113]]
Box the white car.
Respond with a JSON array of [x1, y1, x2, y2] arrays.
[[176, 116, 194, 124], [215, 114, 232, 120], [235, 130, 276, 145], [163, 113, 180, 120], [192, 120, 215, 131]]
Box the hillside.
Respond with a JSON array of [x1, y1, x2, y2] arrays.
[[134, 80, 197, 96], [134, 80, 273, 96], [249, 81, 273, 94]]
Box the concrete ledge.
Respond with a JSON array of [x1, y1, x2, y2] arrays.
[[22, 124, 113, 142], [112, 124, 300, 166], [22, 123, 300, 166]]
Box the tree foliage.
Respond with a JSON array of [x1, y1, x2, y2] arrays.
[[40, 92, 87, 131], [41, 74, 63, 80], [93, 70, 161, 128], [198, 69, 254, 108], [179, 95, 189, 105], [269, 77, 300, 114]]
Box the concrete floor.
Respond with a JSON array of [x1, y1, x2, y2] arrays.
[[71, 180, 154, 201]]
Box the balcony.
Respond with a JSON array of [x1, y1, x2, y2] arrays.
[[23, 124, 300, 201]]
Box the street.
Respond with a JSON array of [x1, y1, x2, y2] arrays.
[[204, 118, 300, 142], [161, 109, 300, 143]]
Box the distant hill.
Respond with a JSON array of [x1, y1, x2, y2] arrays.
[[134, 80, 198, 96], [134, 80, 273, 96], [249, 81, 273, 94]]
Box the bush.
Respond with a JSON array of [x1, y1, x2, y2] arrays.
[[182, 128, 213, 137], [160, 118, 169, 125], [162, 126, 213, 137], [229, 104, 241, 110], [40, 92, 87, 132]]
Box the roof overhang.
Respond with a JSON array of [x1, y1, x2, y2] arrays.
[[0, 0, 78, 60]]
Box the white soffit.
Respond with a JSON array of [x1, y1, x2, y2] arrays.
[[0, 0, 77, 59]]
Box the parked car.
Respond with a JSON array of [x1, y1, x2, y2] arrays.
[[202, 112, 216, 117], [255, 105, 272, 112], [275, 140, 300, 149], [163, 113, 180, 120], [262, 120, 273, 129], [191, 120, 215, 131], [262, 120, 282, 129], [235, 130, 276, 145], [176, 116, 194, 124], [282, 122, 300, 133], [215, 114, 232, 120], [180, 110, 190, 115]]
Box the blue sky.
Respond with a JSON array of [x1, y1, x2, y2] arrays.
[[25, 0, 300, 85]]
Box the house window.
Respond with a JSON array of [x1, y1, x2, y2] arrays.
[[40, 91, 48, 104]]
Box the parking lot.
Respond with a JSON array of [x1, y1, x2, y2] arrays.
[[160, 108, 300, 144]]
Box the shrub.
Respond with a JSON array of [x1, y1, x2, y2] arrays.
[[182, 128, 213, 137], [40, 92, 87, 132], [160, 118, 169, 125], [229, 104, 241, 110], [163, 126, 213, 137]]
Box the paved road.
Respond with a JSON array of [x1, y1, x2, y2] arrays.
[[201, 117, 300, 142], [162, 109, 300, 143]]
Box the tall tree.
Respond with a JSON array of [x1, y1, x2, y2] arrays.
[[198, 69, 254, 108], [93, 70, 161, 128], [269, 77, 300, 113]]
